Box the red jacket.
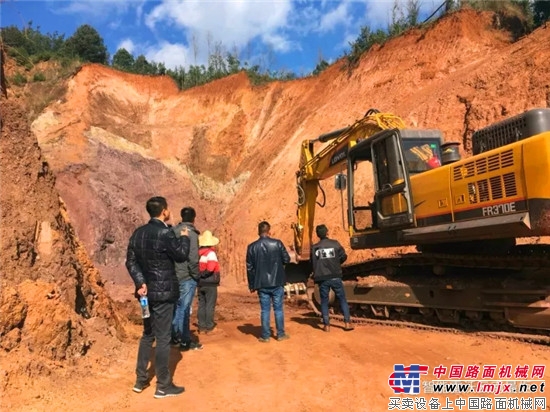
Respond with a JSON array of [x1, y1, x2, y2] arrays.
[[198, 247, 220, 286]]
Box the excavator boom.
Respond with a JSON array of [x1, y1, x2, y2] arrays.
[[292, 109, 405, 260]]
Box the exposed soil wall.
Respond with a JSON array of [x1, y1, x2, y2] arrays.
[[0, 96, 124, 383]]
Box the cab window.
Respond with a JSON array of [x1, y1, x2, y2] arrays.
[[402, 140, 442, 174]]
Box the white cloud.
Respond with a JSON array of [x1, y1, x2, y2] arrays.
[[287, 4, 322, 36], [117, 39, 136, 54], [340, 32, 357, 50], [318, 1, 352, 33], [144, 41, 192, 70], [145, 0, 294, 53], [363, 0, 435, 30], [108, 19, 123, 30], [365, 0, 399, 29], [53, 0, 131, 19], [135, 0, 147, 23], [261, 33, 297, 53]]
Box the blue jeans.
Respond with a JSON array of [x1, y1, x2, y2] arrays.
[[172, 278, 197, 343], [258, 286, 285, 339], [319, 278, 351, 325]]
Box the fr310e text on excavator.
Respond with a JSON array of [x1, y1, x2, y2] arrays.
[[287, 108, 550, 333]]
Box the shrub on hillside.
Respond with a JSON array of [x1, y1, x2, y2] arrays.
[[33, 72, 46, 82], [11, 72, 27, 86]]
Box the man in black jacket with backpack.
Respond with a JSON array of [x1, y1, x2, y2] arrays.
[[310, 224, 354, 332], [126, 196, 190, 398]]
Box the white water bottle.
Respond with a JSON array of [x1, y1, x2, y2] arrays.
[[140, 296, 150, 318]]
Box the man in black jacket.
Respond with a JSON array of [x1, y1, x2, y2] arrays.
[[126, 196, 190, 398], [246, 221, 291, 342], [310, 224, 354, 332]]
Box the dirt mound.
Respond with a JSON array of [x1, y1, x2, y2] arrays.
[[0, 96, 124, 385]]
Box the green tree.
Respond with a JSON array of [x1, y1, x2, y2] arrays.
[[112, 48, 135, 71], [207, 41, 227, 80], [350, 26, 372, 58], [347, 25, 388, 67], [1, 25, 28, 50], [406, 0, 421, 26], [445, 0, 458, 12], [48, 31, 66, 53], [64, 24, 107, 64], [312, 59, 329, 76], [389, 0, 408, 36], [0, 23, 65, 66], [157, 62, 167, 75], [133, 54, 155, 74], [187, 64, 206, 88], [226, 52, 241, 74], [167, 65, 186, 88], [533, 0, 550, 27]]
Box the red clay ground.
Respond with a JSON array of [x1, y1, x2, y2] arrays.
[[2, 286, 549, 412]]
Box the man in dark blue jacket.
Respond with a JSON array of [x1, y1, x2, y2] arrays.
[[246, 221, 291, 342], [126, 196, 190, 398], [310, 224, 354, 332]]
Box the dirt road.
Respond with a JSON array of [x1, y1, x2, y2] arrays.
[[2, 288, 548, 412]]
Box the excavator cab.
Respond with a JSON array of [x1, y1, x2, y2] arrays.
[[347, 129, 444, 246]]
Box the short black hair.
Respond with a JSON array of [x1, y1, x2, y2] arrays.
[[316, 224, 328, 239], [258, 221, 270, 236], [180, 207, 196, 222], [146, 196, 167, 218]]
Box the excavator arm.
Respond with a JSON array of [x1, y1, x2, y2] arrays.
[[291, 109, 406, 261]]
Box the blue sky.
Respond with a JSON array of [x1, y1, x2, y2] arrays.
[[1, 0, 439, 75]]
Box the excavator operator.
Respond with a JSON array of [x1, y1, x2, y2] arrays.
[[408, 144, 441, 171]]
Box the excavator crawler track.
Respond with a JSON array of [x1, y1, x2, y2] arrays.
[[304, 244, 550, 345]]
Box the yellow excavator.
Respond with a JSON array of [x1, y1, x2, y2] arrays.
[[289, 108, 550, 332]]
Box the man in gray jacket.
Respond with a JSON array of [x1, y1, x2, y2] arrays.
[[171, 207, 203, 351]]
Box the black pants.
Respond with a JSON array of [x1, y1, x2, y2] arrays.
[[197, 285, 218, 331], [135, 300, 174, 389]]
